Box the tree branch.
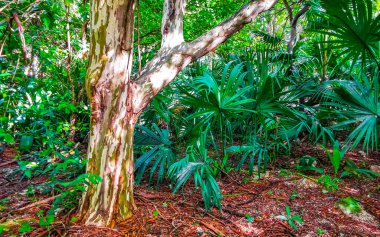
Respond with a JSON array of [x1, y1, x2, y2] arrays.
[[133, 0, 278, 112], [283, 0, 293, 22], [286, 3, 309, 54], [161, 0, 186, 48], [291, 4, 309, 28], [185, 0, 279, 59], [12, 12, 28, 61]]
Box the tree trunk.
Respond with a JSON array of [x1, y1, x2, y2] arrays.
[[79, 0, 279, 227], [79, 0, 138, 227]]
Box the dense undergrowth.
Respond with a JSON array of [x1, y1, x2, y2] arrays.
[[0, 0, 380, 235]]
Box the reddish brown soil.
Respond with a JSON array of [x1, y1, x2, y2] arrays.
[[1, 144, 379, 237]]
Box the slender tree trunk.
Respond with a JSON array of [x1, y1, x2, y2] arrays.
[[321, 34, 328, 81], [283, 0, 309, 55], [65, 5, 77, 141]]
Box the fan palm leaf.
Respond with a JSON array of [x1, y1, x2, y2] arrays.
[[311, 0, 380, 69]]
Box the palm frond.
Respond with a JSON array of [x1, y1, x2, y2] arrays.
[[311, 0, 380, 69]]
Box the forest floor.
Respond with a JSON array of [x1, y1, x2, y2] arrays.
[[0, 143, 380, 237]]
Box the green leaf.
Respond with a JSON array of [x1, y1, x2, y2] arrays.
[[18, 221, 32, 233], [42, 16, 51, 28], [64, 0, 73, 6], [291, 214, 305, 224], [289, 220, 298, 230], [39, 214, 54, 226], [316, 227, 324, 234], [245, 214, 254, 223], [338, 196, 362, 214], [322, 141, 344, 175], [285, 205, 291, 217], [3, 134, 15, 144], [0, 73, 11, 78], [19, 136, 33, 152], [88, 174, 102, 184]]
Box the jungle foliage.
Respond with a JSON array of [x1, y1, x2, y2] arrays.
[[0, 0, 379, 225]]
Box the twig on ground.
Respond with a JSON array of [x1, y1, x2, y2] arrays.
[[200, 220, 225, 236], [0, 159, 18, 168], [222, 206, 247, 218], [17, 195, 61, 211]]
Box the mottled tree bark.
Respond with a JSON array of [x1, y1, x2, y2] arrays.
[[80, 0, 278, 227], [79, 0, 137, 227]]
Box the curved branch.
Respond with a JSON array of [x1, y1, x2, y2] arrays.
[[283, 0, 293, 22], [133, 0, 279, 111], [185, 0, 279, 59], [285, 3, 310, 54], [291, 4, 309, 28]]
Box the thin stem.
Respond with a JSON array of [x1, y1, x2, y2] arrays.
[[66, 5, 76, 141], [137, 0, 142, 75]]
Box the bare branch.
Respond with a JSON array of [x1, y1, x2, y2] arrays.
[[286, 3, 310, 54], [291, 4, 309, 28], [12, 12, 28, 61], [283, 0, 293, 22]]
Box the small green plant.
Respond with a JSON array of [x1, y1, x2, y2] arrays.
[[153, 210, 159, 217], [26, 185, 35, 197], [245, 214, 254, 223], [296, 156, 324, 174], [290, 190, 300, 200], [321, 140, 348, 176], [48, 173, 102, 213], [276, 205, 304, 230], [169, 131, 222, 211], [0, 198, 10, 211], [242, 177, 250, 184], [0, 129, 15, 144], [18, 221, 32, 234], [35, 210, 55, 236], [316, 227, 324, 234], [321, 142, 378, 180], [134, 124, 176, 188], [318, 175, 340, 192], [38, 210, 55, 227], [337, 196, 362, 214], [18, 161, 38, 179], [278, 169, 292, 178]]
